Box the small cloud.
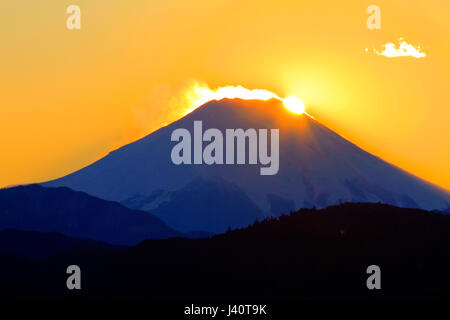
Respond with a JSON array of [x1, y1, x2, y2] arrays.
[[375, 39, 426, 58]]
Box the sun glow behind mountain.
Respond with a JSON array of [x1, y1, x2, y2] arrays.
[[2, 0, 450, 192], [183, 84, 305, 115]]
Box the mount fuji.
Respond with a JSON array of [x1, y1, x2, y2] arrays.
[[44, 98, 450, 233]]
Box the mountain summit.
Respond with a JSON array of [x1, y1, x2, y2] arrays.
[[44, 98, 450, 232]]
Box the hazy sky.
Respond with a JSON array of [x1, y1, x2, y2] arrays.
[[1, 0, 449, 190]]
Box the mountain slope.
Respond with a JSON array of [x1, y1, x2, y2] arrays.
[[0, 184, 183, 245], [44, 98, 450, 232], [150, 178, 264, 233]]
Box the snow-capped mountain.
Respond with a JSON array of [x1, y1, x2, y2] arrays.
[[44, 98, 450, 232]]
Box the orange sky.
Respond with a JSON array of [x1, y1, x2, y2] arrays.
[[1, 0, 449, 190]]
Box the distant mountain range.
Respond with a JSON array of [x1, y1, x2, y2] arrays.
[[2, 203, 450, 300], [0, 184, 210, 245], [43, 98, 450, 233]]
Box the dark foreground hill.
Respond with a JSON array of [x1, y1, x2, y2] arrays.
[[1, 203, 450, 300], [0, 229, 122, 259]]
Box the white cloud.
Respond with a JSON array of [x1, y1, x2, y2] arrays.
[[375, 39, 426, 58]]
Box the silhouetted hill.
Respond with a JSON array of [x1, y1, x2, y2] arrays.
[[1, 203, 450, 300], [0, 229, 122, 259], [0, 184, 184, 245]]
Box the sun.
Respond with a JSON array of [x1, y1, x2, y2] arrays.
[[283, 96, 305, 114]]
